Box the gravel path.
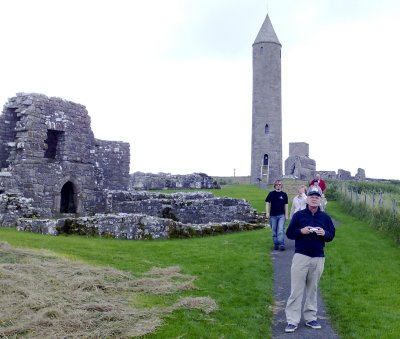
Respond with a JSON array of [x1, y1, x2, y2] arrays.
[[271, 235, 339, 339]]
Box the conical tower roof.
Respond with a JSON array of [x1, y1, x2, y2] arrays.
[[253, 14, 281, 46]]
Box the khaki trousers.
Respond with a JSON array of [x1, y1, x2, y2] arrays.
[[285, 253, 325, 325]]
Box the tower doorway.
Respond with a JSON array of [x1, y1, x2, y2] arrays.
[[60, 181, 76, 213], [263, 154, 269, 166]]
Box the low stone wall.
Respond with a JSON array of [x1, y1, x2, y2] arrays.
[[129, 172, 220, 190], [213, 176, 251, 185], [7, 189, 267, 240], [105, 190, 258, 224], [17, 214, 265, 240]]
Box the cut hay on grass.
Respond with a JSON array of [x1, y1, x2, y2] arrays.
[[0, 241, 217, 338]]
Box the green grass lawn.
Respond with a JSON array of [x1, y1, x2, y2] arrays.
[[207, 184, 268, 213], [322, 201, 400, 339]]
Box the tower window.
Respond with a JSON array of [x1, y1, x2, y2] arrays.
[[44, 129, 64, 159], [264, 124, 270, 134], [260, 46, 263, 55]]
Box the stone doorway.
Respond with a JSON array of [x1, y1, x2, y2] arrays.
[[60, 181, 77, 213], [263, 154, 269, 166]]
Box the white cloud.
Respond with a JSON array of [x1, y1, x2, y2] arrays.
[[1, 1, 400, 180], [282, 8, 400, 179]]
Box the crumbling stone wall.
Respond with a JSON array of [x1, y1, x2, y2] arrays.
[[284, 141, 367, 182], [354, 168, 366, 181], [0, 172, 16, 193], [130, 172, 220, 190], [14, 189, 266, 239], [284, 142, 316, 179], [0, 93, 130, 216], [315, 171, 337, 180], [0, 192, 48, 227], [17, 214, 264, 240], [104, 190, 257, 224], [337, 169, 352, 180], [94, 139, 130, 190], [5, 187, 266, 239]]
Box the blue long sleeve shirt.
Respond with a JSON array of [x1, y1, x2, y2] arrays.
[[286, 206, 335, 257]]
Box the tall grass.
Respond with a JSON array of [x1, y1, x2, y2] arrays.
[[322, 201, 400, 339], [340, 195, 400, 243]]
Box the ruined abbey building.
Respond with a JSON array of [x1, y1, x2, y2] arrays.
[[0, 93, 265, 238], [0, 93, 130, 217]]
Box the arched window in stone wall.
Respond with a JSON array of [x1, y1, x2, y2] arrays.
[[264, 124, 269, 134], [260, 46, 263, 55]]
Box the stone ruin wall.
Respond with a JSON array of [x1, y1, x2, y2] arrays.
[[15, 190, 265, 239], [17, 214, 263, 240], [105, 191, 256, 224], [284, 142, 316, 180], [285, 142, 367, 182], [354, 168, 366, 181], [314, 171, 337, 180], [0, 192, 45, 227], [0, 93, 265, 239], [130, 172, 220, 190], [94, 139, 130, 191], [318, 169, 366, 181], [337, 169, 352, 180], [0, 93, 130, 216]]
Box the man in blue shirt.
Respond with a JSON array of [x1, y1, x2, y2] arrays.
[[284, 188, 335, 333]]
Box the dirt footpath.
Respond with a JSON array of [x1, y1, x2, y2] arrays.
[[271, 236, 339, 339]]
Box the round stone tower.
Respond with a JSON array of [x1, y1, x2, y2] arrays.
[[250, 14, 282, 186]]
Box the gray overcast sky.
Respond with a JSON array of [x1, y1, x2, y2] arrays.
[[1, 0, 400, 180]]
